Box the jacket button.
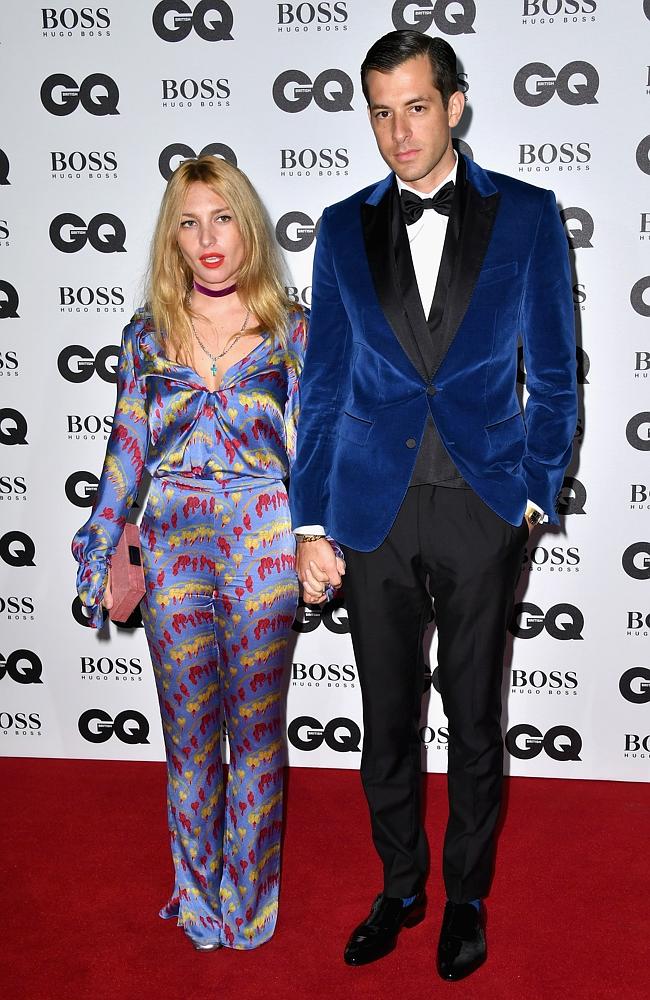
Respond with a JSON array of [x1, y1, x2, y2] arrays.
[[406, 438, 417, 449], [426, 385, 437, 396]]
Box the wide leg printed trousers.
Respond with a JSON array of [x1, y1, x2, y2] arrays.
[[139, 476, 298, 949]]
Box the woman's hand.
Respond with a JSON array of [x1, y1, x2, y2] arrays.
[[101, 566, 113, 611]]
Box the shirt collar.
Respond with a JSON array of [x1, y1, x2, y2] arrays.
[[396, 152, 458, 199]]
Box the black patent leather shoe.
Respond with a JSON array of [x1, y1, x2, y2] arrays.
[[343, 892, 426, 966], [436, 901, 486, 981]]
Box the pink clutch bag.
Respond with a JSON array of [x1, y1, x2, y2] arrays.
[[108, 522, 146, 623]]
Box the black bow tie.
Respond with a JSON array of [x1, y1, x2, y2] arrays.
[[400, 181, 455, 225]]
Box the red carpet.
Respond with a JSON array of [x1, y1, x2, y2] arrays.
[[1, 759, 647, 1000]]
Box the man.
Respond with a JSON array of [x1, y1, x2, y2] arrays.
[[290, 30, 576, 981]]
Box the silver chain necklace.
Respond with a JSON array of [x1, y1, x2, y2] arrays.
[[190, 309, 251, 377]]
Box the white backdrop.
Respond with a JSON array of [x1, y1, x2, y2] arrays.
[[1, 1, 649, 781]]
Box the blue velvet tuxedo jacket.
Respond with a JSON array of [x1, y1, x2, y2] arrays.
[[290, 155, 577, 551]]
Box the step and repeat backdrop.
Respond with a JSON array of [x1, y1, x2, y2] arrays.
[[1, 1, 649, 780]]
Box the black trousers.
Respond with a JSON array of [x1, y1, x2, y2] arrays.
[[342, 485, 527, 903]]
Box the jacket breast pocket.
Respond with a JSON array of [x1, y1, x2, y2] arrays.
[[476, 261, 519, 287], [339, 411, 373, 446]]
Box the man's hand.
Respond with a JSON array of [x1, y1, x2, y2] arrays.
[[296, 538, 345, 604]]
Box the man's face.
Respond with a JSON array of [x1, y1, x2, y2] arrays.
[[366, 54, 464, 193]]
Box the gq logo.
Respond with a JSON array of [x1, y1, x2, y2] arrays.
[[391, 0, 476, 34], [630, 277, 650, 318], [292, 598, 349, 634], [506, 724, 582, 761], [288, 716, 361, 752], [619, 667, 650, 705], [626, 413, 650, 452], [152, 0, 233, 41], [0, 650, 43, 685], [560, 207, 594, 249], [622, 543, 650, 581], [57, 345, 119, 383], [276, 212, 320, 252], [510, 603, 584, 640], [78, 708, 150, 744], [158, 141, 237, 180], [513, 61, 599, 107], [40, 73, 119, 116], [272, 69, 354, 113], [0, 531, 35, 567], [49, 213, 126, 253], [636, 136, 650, 176], [65, 471, 99, 508], [0, 149, 9, 185], [555, 476, 587, 516], [0, 281, 19, 319], [0, 409, 28, 446]]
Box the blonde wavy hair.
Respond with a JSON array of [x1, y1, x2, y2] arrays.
[[146, 156, 296, 364]]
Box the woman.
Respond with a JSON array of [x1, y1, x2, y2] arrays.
[[72, 157, 307, 950]]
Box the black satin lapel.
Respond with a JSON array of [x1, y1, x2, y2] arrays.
[[433, 181, 501, 375], [427, 154, 465, 331], [391, 188, 434, 376]]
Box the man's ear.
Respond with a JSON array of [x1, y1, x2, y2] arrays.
[[447, 90, 465, 129]]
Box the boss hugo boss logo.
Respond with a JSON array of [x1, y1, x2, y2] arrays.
[[67, 414, 113, 440], [0, 477, 27, 502], [622, 543, 650, 581], [0, 351, 19, 377], [81, 656, 143, 679], [50, 150, 118, 179], [641, 217, 650, 242], [292, 662, 356, 687], [49, 213, 126, 253], [78, 708, 150, 744], [627, 612, 650, 637], [555, 476, 587, 515], [41, 7, 111, 34], [619, 667, 650, 705], [391, 0, 476, 34], [560, 207, 594, 249], [510, 603, 584, 640], [506, 724, 582, 761], [40, 73, 119, 116], [511, 669, 578, 695], [276, 212, 321, 252], [0, 531, 35, 568], [0, 650, 43, 685], [65, 471, 99, 507], [152, 0, 233, 41], [0, 596, 35, 621], [522, 545, 580, 572], [573, 283, 586, 310], [161, 78, 230, 107], [513, 61, 599, 107], [288, 716, 360, 751], [0, 219, 10, 245], [419, 725, 449, 749], [285, 285, 312, 307], [280, 147, 349, 177], [57, 345, 119, 383], [0, 149, 9, 185], [59, 286, 125, 312], [630, 485, 650, 508], [158, 142, 237, 180], [636, 136, 650, 175], [624, 734, 650, 757], [0, 281, 19, 319], [0, 409, 28, 446], [292, 597, 349, 634], [277, 2, 348, 30], [630, 277, 650, 317], [626, 413, 650, 452], [0, 711, 42, 736], [272, 69, 354, 113], [521, 0, 597, 20]]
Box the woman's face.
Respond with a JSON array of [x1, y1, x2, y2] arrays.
[[177, 180, 245, 290]]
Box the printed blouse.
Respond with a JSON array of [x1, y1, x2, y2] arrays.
[[72, 309, 307, 628]]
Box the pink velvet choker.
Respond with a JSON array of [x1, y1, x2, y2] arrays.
[[193, 280, 237, 298]]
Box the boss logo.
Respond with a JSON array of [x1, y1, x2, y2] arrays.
[[522, 0, 596, 15], [0, 281, 19, 319], [50, 151, 118, 175], [631, 485, 650, 506], [522, 545, 580, 571], [641, 217, 650, 240], [630, 277, 650, 317], [288, 716, 360, 752], [506, 724, 582, 761], [0, 650, 43, 685], [41, 7, 111, 30], [511, 669, 578, 693], [71, 594, 143, 629], [626, 412, 650, 452], [627, 612, 650, 635], [40, 73, 119, 116], [635, 352, 650, 376], [622, 543, 650, 581], [81, 655, 142, 677], [555, 476, 587, 516], [78, 708, 150, 744], [0, 220, 10, 242], [152, 0, 233, 41], [0, 351, 19, 376], [619, 667, 650, 705], [0, 409, 28, 446], [0, 711, 42, 734], [277, 2, 348, 29], [513, 61, 599, 107], [161, 78, 230, 104], [636, 136, 650, 176], [158, 141, 237, 180], [0, 597, 35, 620], [0, 149, 9, 185], [65, 471, 99, 507], [285, 285, 312, 307], [67, 414, 113, 438], [560, 207, 594, 249], [57, 345, 119, 383], [49, 213, 126, 253], [292, 597, 348, 634], [510, 603, 584, 640], [272, 69, 354, 113], [419, 725, 449, 748], [624, 734, 650, 756], [59, 286, 125, 311], [573, 283, 586, 308], [292, 662, 355, 685], [0, 531, 35, 567], [280, 147, 349, 174], [391, 0, 476, 35], [0, 476, 27, 500], [275, 212, 320, 252]]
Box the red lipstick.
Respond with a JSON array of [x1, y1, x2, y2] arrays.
[[199, 252, 224, 269]]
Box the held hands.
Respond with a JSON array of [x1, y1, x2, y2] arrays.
[[101, 566, 114, 611], [296, 538, 345, 605]]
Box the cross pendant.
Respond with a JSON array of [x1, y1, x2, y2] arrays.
[[211, 362, 218, 376]]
